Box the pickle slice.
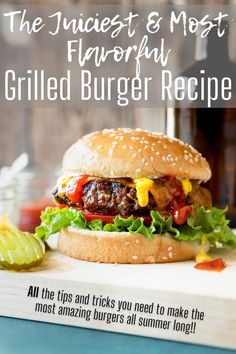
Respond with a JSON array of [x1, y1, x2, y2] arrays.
[[0, 230, 45, 270]]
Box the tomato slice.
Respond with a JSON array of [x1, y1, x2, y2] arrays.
[[82, 210, 152, 226], [172, 205, 192, 225], [66, 175, 89, 203]]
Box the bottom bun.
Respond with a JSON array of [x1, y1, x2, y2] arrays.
[[58, 227, 209, 264]]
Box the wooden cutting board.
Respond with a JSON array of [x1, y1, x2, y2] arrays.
[[0, 234, 236, 350]]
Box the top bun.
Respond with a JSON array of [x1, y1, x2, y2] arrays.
[[63, 128, 211, 181]]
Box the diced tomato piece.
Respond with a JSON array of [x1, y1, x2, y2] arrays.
[[66, 175, 89, 203], [58, 204, 67, 209], [172, 205, 192, 225], [156, 176, 186, 208]]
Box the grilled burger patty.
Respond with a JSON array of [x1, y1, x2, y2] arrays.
[[53, 176, 212, 217], [53, 180, 156, 216]]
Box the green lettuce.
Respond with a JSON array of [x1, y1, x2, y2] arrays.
[[36, 206, 236, 249]]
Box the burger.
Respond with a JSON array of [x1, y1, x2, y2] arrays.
[[36, 128, 236, 263]]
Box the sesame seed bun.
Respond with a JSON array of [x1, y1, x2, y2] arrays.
[[58, 227, 210, 264], [63, 128, 211, 181]]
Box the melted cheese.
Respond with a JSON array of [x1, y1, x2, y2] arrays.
[[134, 178, 154, 207], [181, 178, 192, 195], [57, 176, 73, 197], [149, 183, 160, 206]]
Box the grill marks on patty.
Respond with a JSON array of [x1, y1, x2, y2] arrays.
[[82, 181, 156, 216]]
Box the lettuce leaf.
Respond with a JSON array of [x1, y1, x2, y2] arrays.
[[36, 206, 236, 249]]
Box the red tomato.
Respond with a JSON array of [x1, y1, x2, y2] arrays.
[[58, 204, 67, 209], [66, 175, 89, 203], [172, 205, 192, 225], [82, 210, 152, 225]]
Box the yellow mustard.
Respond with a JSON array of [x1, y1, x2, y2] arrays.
[[195, 248, 212, 263], [195, 235, 212, 263], [181, 178, 192, 196], [134, 178, 154, 207]]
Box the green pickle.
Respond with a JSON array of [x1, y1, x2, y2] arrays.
[[0, 230, 45, 270]]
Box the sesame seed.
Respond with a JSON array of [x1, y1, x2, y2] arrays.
[[162, 156, 166, 161], [138, 148, 142, 153], [169, 252, 173, 258], [108, 149, 113, 155], [122, 145, 127, 149], [135, 239, 139, 244], [144, 145, 148, 150], [132, 255, 138, 260], [132, 153, 137, 157], [124, 242, 130, 246], [141, 158, 145, 163], [129, 146, 134, 150], [144, 162, 149, 167], [161, 256, 168, 261], [168, 247, 173, 251], [97, 145, 103, 150], [156, 151, 160, 155], [175, 157, 178, 161], [135, 168, 142, 173], [150, 156, 154, 161]]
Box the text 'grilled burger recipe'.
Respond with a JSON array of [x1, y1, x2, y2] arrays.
[[36, 128, 236, 264]]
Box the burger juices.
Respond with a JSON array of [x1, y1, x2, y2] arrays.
[[36, 128, 236, 264]]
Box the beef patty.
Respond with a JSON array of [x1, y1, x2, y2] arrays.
[[53, 178, 212, 216], [53, 180, 155, 216]]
